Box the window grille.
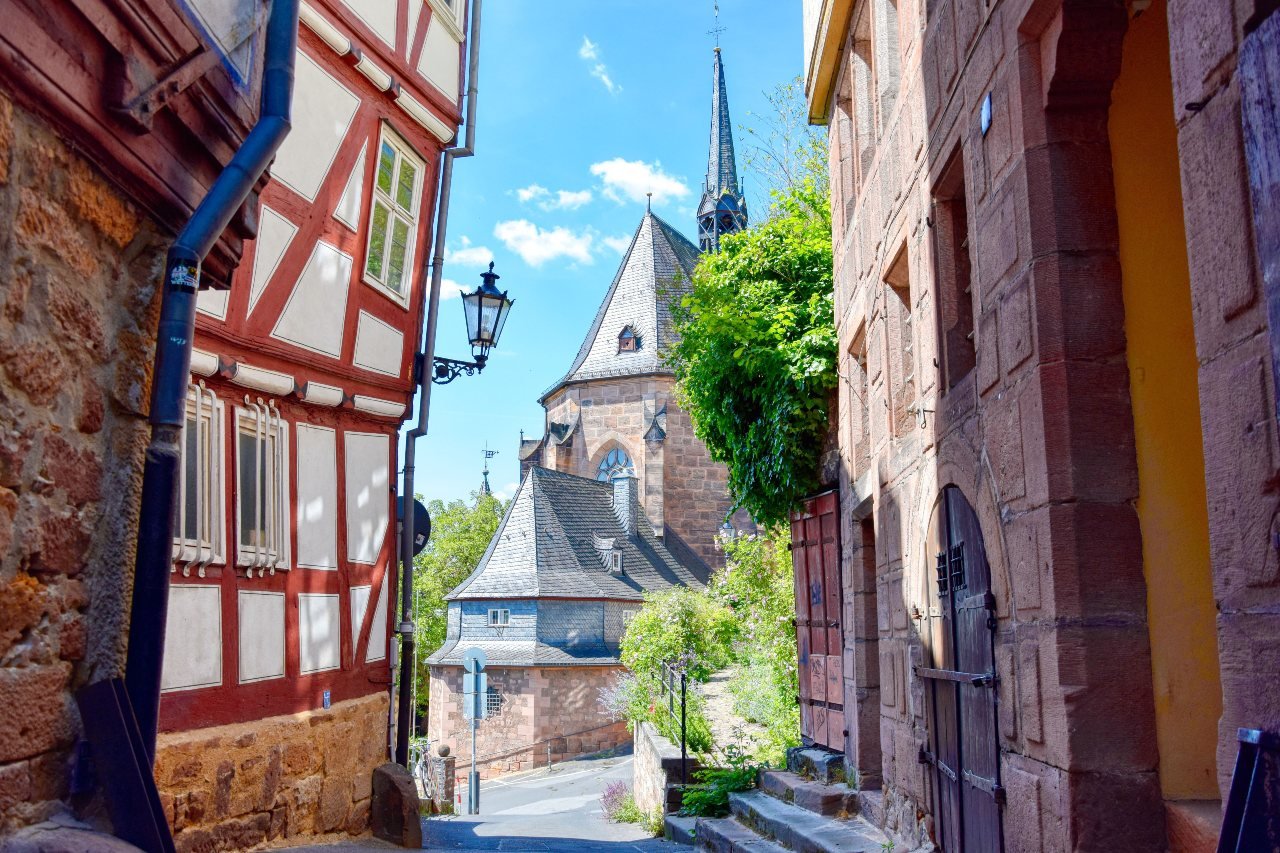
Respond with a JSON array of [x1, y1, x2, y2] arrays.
[[485, 686, 503, 716], [173, 382, 225, 576], [363, 129, 424, 305], [236, 397, 290, 575]]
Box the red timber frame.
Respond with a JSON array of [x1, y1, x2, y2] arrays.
[[160, 1, 464, 732]]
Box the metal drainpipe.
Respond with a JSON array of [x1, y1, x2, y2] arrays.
[[395, 0, 483, 768], [124, 0, 298, 765]]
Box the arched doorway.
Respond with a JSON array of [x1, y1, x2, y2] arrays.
[[919, 486, 1002, 851]]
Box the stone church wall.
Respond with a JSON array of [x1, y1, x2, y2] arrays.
[[0, 91, 166, 831]]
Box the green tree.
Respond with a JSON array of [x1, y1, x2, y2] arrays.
[[411, 491, 507, 712], [669, 172, 836, 526]]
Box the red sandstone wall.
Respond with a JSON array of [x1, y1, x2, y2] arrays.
[[0, 91, 165, 830]]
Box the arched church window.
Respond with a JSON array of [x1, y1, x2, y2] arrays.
[[618, 326, 639, 353], [596, 447, 635, 482]]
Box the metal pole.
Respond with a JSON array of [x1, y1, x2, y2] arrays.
[[469, 716, 479, 814], [680, 671, 688, 785]]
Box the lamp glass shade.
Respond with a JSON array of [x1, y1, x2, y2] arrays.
[[461, 264, 514, 359]]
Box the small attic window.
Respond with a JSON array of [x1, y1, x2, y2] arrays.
[[618, 326, 639, 353], [609, 551, 623, 575]]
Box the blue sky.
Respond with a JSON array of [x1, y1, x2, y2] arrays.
[[403, 0, 805, 505]]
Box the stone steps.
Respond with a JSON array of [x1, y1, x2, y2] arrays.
[[695, 815, 792, 853], [786, 748, 846, 786], [758, 771, 858, 818], [728, 790, 889, 853], [666, 813, 698, 846]]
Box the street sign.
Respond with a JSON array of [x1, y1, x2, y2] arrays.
[[463, 648, 487, 674], [395, 496, 432, 555]]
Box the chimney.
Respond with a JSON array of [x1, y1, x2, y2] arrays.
[[611, 472, 638, 536]]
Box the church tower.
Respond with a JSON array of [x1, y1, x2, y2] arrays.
[[697, 46, 749, 252]]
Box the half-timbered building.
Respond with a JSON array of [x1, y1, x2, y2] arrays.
[[150, 0, 475, 843]]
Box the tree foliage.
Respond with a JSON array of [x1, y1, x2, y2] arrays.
[[412, 491, 507, 711], [670, 173, 836, 526]]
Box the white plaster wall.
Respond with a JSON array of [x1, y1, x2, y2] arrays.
[[338, 0, 397, 46], [196, 289, 229, 320], [296, 423, 339, 569], [417, 16, 461, 101], [299, 592, 341, 673], [333, 144, 367, 231], [353, 311, 404, 376], [248, 206, 298, 314], [344, 432, 390, 563], [237, 590, 286, 683], [271, 241, 353, 357], [161, 585, 222, 692], [269, 50, 360, 201], [350, 583, 371, 653], [366, 576, 389, 662]]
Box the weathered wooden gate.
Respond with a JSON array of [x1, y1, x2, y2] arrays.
[[919, 487, 1003, 851], [790, 490, 843, 751]]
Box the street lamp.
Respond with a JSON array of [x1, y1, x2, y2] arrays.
[[432, 262, 514, 384]]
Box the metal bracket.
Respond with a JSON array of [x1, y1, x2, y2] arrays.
[[432, 356, 486, 385]]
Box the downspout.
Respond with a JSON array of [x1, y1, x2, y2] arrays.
[[124, 0, 298, 764], [395, 0, 483, 767]]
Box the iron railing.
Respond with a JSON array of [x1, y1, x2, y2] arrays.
[[658, 660, 689, 784]]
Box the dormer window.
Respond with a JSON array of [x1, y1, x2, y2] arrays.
[[609, 551, 623, 575], [618, 326, 639, 353]]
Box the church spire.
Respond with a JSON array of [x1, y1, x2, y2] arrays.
[[697, 40, 748, 252]]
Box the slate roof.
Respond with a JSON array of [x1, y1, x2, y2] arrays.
[[697, 48, 747, 220], [445, 465, 704, 602], [540, 211, 700, 400], [426, 639, 619, 668]]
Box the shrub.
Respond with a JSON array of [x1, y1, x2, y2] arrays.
[[678, 740, 762, 818], [600, 781, 648, 826], [620, 586, 737, 682]]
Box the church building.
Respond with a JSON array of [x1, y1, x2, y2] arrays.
[[425, 45, 751, 776]]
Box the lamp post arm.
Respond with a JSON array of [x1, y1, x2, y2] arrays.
[[430, 356, 487, 385]]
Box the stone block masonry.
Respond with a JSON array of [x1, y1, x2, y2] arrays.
[[153, 692, 389, 850], [0, 91, 166, 831]]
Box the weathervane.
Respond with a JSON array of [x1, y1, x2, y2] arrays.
[[707, 1, 726, 49], [480, 443, 498, 496]]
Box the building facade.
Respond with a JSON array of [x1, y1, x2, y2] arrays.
[[801, 0, 1280, 849], [147, 0, 475, 846], [426, 467, 704, 777], [0, 0, 274, 838]]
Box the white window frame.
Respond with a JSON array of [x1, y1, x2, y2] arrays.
[[234, 398, 291, 574], [427, 0, 466, 40], [362, 127, 425, 308], [488, 608, 510, 627], [609, 551, 623, 574], [173, 382, 227, 577]]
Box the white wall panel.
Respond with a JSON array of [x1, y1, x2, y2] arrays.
[[196, 289, 229, 320], [269, 51, 360, 201], [248, 207, 298, 314], [344, 432, 390, 563], [352, 311, 404, 376], [366, 576, 389, 662], [299, 593, 341, 674], [349, 583, 371, 654], [406, 0, 425, 47], [338, 0, 397, 46], [296, 424, 339, 569], [161, 585, 222, 692], [237, 591, 285, 683], [333, 145, 367, 231], [417, 17, 461, 101], [271, 241, 353, 357]]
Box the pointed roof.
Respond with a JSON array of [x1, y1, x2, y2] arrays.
[[701, 47, 741, 206], [541, 211, 700, 399], [444, 466, 704, 602]]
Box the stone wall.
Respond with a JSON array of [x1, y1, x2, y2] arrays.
[[632, 721, 699, 818], [0, 91, 164, 831], [152, 692, 388, 850], [428, 664, 630, 780]]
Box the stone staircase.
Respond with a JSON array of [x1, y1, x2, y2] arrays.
[[672, 748, 896, 853]]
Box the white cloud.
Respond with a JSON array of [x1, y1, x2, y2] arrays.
[[601, 234, 633, 255], [516, 184, 548, 203], [494, 219, 594, 267], [439, 278, 467, 300], [445, 236, 494, 268], [514, 184, 594, 211], [590, 158, 690, 206], [579, 36, 621, 95], [493, 481, 519, 502]]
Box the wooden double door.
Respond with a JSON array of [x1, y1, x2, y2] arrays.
[[920, 487, 1004, 851], [790, 490, 843, 751]]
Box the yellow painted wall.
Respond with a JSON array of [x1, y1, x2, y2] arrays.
[[1108, 0, 1222, 802]]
